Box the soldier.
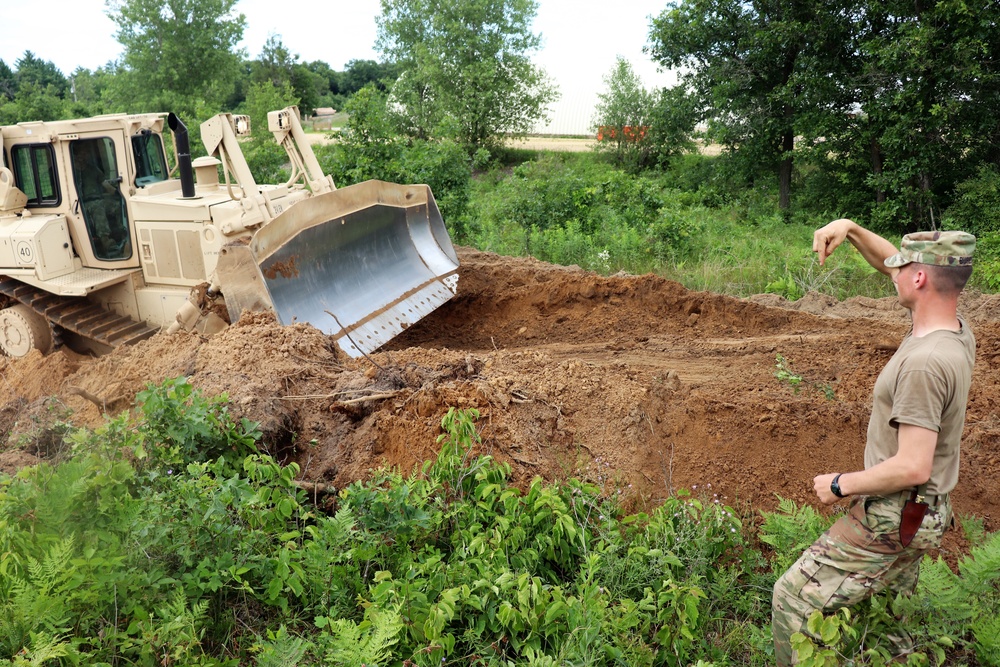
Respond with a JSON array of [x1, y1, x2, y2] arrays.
[[772, 219, 976, 665], [72, 146, 124, 257]]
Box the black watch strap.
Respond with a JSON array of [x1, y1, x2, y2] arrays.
[[831, 473, 846, 498]]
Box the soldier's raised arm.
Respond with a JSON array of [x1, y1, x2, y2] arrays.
[[813, 218, 898, 277]]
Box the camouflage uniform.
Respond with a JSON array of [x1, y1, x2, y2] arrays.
[[884, 231, 975, 269], [772, 230, 975, 666], [772, 494, 952, 664]]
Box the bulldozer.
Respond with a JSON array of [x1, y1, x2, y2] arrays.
[[0, 107, 459, 359]]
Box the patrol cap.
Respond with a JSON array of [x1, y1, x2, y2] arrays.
[[884, 230, 976, 268]]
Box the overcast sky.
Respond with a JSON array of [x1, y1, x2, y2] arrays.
[[1, 0, 677, 134]]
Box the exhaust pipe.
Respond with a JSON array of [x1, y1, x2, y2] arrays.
[[167, 113, 196, 198]]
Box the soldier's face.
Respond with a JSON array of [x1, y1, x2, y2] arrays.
[[893, 263, 919, 309]]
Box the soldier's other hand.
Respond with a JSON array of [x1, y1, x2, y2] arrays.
[[813, 472, 840, 505], [812, 219, 853, 266]]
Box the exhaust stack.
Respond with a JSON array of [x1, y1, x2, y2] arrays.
[[167, 113, 196, 199]]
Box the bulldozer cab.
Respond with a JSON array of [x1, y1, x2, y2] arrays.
[[69, 138, 132, 261]]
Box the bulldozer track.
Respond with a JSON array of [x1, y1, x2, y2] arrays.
[[0, 277, 159, 350]]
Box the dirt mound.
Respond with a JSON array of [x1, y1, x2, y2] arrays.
[[2, 248, 998, 555]]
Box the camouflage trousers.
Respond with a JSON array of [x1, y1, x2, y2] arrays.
[[772, 494, 951, 666]]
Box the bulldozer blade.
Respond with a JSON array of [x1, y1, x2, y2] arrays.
[[216, 180, 459, 358]]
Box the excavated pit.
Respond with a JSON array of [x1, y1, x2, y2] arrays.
[[2, 247, 1000, 560]]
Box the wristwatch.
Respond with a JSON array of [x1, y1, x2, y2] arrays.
[[831, 473, 846, 498]]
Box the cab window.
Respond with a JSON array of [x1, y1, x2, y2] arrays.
[[71, 138, 132, 261], [10, 144, 61, 206], [132, 131, 168, 186]]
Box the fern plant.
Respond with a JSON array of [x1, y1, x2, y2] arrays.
[[759, 496, 836, 575], [0, 537, 82, 660], [315, 603, 404, 666], [8, 631, 79, 667], [971, 613, 1000, 667], [891, 530, 1000, 663], [251, 625, 310, 667], [120, 590, 224, 667]]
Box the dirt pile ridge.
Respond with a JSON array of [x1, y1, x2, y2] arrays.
[[2, 248, 999, 552]]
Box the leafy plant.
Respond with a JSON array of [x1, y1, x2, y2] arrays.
[[774, 354, 805, 393], [791, 609, 857, 667], [134, 376, 261, 468], [3, 383, 999, 666], [759, 496, 835, 575], [774, 355, 836, 400], [765, 274, 804, 301]]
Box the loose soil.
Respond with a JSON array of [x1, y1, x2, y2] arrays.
[[3, 248, 1000, 560]]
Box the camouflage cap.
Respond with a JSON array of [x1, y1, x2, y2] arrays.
[[884, 231, 976, 268]]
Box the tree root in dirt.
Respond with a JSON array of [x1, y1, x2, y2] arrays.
[[67, 386, 127, 413]]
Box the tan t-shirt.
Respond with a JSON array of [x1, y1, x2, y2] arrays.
[[865, 316, 975, 495]]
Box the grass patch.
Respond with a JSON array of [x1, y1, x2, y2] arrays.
[[464, 151, 907, 300]]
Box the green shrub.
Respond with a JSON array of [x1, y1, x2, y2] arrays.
[[238, 81, 299, 184], [598, 490, 744, 603], [312, 85, 473, 234], [241, 140, 290, 185], [969, 231, 1000, 291], [4, 383, 1000, 665], [134, 376, 260, 468], [662, 152, 731, 208], [467, 154, 706, 272], [943, 165, 1000, 236]]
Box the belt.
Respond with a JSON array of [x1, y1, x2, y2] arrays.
[[883, 490, 948, 508]]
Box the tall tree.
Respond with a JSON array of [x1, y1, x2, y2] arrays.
[[830, 0, 1000, 229], [0, 60, 15, 101], [0, 81, 67, 124], [591, 57, 655, 171], [648, 0, 1000, 227], [648, 0, 834, 210], [14, 52, 69, 95], [341, 59, 399, 95], [105, 0, 246, 117], [251, 34, 297, 88], [66, 66, 116, 116], [0, 52, 70, 123], [376, 0, 558, 151], [248, 35, 325, 115]]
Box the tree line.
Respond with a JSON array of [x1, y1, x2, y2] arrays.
[[640, 0, 1000, 232], [5, 0, 999, 237], [0, 0, 556, 158], [0, 43, 396, 129]]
